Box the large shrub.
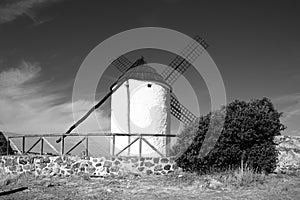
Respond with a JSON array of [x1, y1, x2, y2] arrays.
[[175, 97, 285, 174]]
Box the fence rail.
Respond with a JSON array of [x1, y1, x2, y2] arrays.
[[6, 133, 178, 158]]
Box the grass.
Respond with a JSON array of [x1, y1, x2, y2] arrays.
[[1, 163, 300, 199]]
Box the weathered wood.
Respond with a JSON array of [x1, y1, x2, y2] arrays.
[[112, 135, 115, 156], [115, 137, 139, 157], [8, 133, 177, 138], [142, 137, 164, 157], [139, 136, 142, 158], [6, 138, 10, 155], [22, 136, 25, 154], [85, 136, 89, 156], [0, 186, 28, 196], [61, 136, 64, 155], [40, 137, 44, 155], [43, 137, 60, 155], [9, 140, 22, 154], [26, 138, 41, 153], [65, 137, 86, 155]]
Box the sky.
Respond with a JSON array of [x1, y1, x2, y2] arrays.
[[0, 0, 300, 143]]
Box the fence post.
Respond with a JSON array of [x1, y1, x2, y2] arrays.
[[6, 138, 10, 155], [139, 135, 142, 159], [112, 134, 115, 156], [22, 136, 25, 154], [61, 136, 64, 156], [85, 136, 88, 156], [40, 137, 44, 155]]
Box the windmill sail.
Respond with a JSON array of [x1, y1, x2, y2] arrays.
[[56, 58, 146, 143], [170, 93, 197, 125], [162, 35, 209, 86]]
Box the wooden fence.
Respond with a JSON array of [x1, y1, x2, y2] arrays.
[[6, 133, 178, 158]]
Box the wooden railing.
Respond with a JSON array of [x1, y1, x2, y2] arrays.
[[6, 133, 177, 158]]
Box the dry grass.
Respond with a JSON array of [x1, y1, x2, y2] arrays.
[[1, 166, 300, 199]]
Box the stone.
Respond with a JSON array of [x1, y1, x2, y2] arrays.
[[160, 158, 169, 163], [153, 158, 159, 164], [114, 160, 120, 165], [172, 164, 178, 170], [154, 165, 163, 171], [23, 164, 31, 171], [104, 161, 112, 167], [131, 157, 139, 163], [164, 164, 171, 170], [42, 157, 51, 164], [19, 157, 27, 165], [110, 166, 120, 173], [146, 169, 153, 175], [80, 167, 85, 172], [8, 165, 16, 171], [95, 162, 102, 167], [144, 162, 155, 167], [72, 162, 80, 169], [55, 157, 63, 164], [138, 167, 145, 172], [275, 136, 300, 173], [131, 163, 138, 168], [88, 166, 96, 173]]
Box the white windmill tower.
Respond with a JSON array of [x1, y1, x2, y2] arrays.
[[111, 60, 171, 157]]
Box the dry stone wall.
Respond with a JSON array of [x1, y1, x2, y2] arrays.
[[275, 135, 300, 173], [0, 155, 179, 177], [0, 136, 300, 177]]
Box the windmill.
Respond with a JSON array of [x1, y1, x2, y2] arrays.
[[56, 35, 208, 157]]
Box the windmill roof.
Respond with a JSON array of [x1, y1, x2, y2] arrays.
[[117, 65, 171, 89]]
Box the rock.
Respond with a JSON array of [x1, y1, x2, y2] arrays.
[[153, 158, 159, 164], [138, 167, 145, 172], [164, 164, 171, 170], [154, 165, 162, 171], [104, 161, 112, 167], [144, 162, 155, 167], [160, 158, 169, 163]]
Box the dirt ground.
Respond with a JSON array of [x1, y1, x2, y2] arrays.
[[1, 173, 300, 200]]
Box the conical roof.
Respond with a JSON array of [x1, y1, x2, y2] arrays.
[[117, 65, 170, 89]]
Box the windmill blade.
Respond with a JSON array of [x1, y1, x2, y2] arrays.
[[56, 58, 145, 143], [170, 93, 197, 125], [162, 35, 209, 86], [111, 55, 133, 73], [162, 36, 208, 124]]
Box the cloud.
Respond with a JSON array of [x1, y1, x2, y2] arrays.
[[0, 61, 110, 134], [273, 94, 300, 136], [0, 0, 61, 24]]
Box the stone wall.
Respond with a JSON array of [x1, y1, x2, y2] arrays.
[[0, 136, 300, 177], [275, 135, 300, 173], [0, 155, 179, 177]]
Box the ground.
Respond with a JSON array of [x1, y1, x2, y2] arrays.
[[1, 172, 300, 200]]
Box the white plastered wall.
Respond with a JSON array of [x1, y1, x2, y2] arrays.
[[111, 79, 170, 157]]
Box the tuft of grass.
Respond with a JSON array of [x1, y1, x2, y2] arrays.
[[211, 161, 267, 188]]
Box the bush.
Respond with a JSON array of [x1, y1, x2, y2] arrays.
[[175, 97, 285, 174]]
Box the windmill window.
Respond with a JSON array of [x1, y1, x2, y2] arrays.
[[147, 83, 152, 88]]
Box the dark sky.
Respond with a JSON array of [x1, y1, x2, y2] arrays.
[[0, 0, 300, 136]]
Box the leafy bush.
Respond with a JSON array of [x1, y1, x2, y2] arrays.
[[175, 97, 285, 174]]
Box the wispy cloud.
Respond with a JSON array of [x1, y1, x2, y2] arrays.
[[273, 94, 300, 136], [0, 0, 61, 24], [0, 61, 110, 134]]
